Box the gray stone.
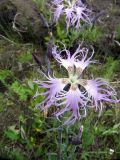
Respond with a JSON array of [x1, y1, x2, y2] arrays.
[[0, 0, 48, 43]]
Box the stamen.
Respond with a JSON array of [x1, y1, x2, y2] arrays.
[[76, 67, 83, 76], [68, 66, 74, 75]]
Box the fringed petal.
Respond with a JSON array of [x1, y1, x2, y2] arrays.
[[84, 79, 119, 113]]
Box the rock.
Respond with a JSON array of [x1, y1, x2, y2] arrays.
[[0, 0, 48, 43], [87, 0, 120, 57]]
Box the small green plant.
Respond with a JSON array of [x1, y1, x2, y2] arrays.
[[80, 26, 103, 42], [55, 23, 70, 47], [103, 56, 119, 79], [87, 56, 119, 80], [10, 81, 33, 101], [5, 125, 20, 141], [0, 69, 14, 83], [102, 123, 120, 136]]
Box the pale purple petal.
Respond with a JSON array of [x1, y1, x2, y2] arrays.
[[73, 46, 97, 73], [55, 88, 88, 124], [72, 6, 91, 29], [52, 0, 91, 29], [64, 7, 74, 30], [53, 0, 63, 5], [52, 44, 97, 76], [84, 78, 119, 113], [52, 45, 74, 72], [34, 76, 66, 110], [54, 4, 64, 22]]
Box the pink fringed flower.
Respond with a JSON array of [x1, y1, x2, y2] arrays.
[[52, 44, 97, 76], [34, 44, 119, 125], [84, 78, 118, 114], [34, 75, 66, 110], [52, 0, 91, 29]]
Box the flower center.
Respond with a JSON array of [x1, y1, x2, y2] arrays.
[[69, 74, 78, 84], [62, 74, 87, 92]]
